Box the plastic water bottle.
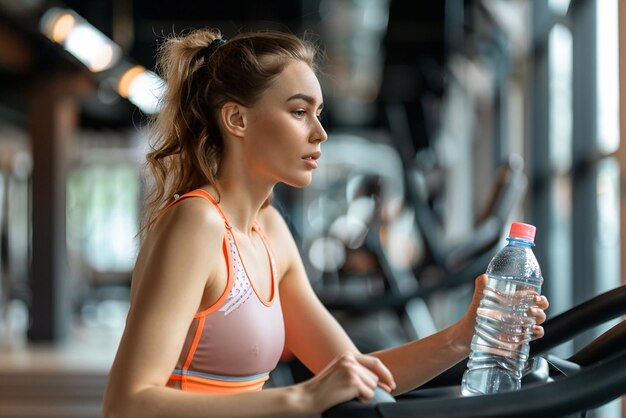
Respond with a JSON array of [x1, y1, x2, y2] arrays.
[[461, 222, 542, 396]]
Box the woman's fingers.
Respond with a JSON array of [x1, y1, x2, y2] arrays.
[[352, 372, 375, 402], [527, 294, 549, 340], [337, 353, 396, 402], [337, 353, 378, 401], [356, 354, 396, 392], [535, 295, 549, 311], [529, 306, 547, 325], [357, 363, 379, 389], [531, 325, 545, 339], [529, 295, 549, 325]]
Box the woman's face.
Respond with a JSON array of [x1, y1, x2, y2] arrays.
[[243, 60, 327, 188]]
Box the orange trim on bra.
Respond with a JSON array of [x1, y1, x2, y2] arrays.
[[194, 237, 235, 317], [167, 373, 269, 394], [254, 223, 281, 288]]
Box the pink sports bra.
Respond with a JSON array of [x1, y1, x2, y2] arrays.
[[160, 189, 285, 394]]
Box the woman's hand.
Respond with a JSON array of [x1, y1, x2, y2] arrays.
[[298, 352, 396, 415], [454, 274, 550, 352]]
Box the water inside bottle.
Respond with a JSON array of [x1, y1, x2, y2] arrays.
[[469, 274, 540, 377]]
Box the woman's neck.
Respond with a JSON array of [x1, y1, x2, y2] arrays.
[[205, 176, 274, 237]]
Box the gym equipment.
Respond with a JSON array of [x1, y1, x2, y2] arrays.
[[385, 102, 528, 297], [316, 153, 527, 316], [302, 134, 439, 344], [324, 324, 626, 418], [322, 284, 626, 418], [422, 283, 626, 389]]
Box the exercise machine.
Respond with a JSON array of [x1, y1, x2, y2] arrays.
[[322, 284, 626, 418]]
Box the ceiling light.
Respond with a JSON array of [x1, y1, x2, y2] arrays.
[[40, 7, 121, 72], [117, 65, 166, 114]]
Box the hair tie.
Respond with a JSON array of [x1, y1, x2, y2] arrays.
[[204, 36, 228, 59]]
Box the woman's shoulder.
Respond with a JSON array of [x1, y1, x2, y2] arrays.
[[148, 195, 227, 247], [131, 196, 227, 303]]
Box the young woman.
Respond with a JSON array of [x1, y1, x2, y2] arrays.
[[102, 28, 549, 418]]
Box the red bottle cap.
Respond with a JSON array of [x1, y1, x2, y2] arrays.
[[509, 222, 536, 243]]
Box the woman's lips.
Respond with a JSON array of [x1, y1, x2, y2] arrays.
[[302, 151, 321, 169]]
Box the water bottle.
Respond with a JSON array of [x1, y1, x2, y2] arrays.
[[461, 222, 542, 396]]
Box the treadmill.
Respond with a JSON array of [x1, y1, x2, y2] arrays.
[[323, 285, 626, 418]]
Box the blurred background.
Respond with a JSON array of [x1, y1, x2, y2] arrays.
[[0, 0, 624, 417]]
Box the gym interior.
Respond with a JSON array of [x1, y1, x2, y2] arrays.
[[0, 0, 625, 417]]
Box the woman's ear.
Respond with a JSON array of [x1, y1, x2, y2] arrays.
[[219, 102, 247, 138]]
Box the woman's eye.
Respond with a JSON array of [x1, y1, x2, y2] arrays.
[[293, 110, 306, 118]]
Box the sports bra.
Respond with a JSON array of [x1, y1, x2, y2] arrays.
[[158, 189, 285, 394]]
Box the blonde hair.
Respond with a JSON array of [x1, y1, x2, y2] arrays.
[[140, 28, 319, 238]]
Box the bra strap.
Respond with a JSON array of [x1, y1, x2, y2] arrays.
[[157, 189, 232, 229], [252, 221, 280, 286]]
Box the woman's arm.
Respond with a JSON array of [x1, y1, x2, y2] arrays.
[[364, 277, 488, 396]]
